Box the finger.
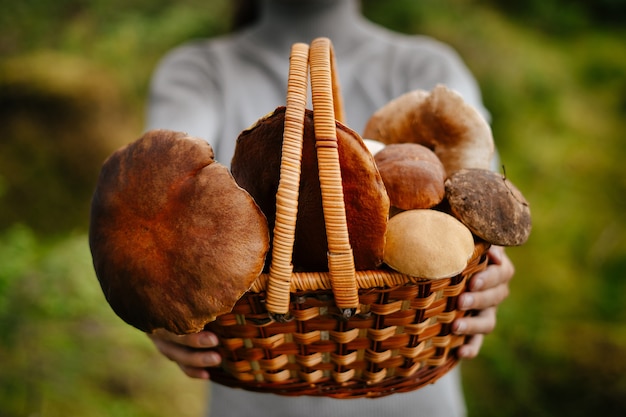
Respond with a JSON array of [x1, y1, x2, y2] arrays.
[[179, 364, 211, 380], [457, 334, 484, 359], [148, 333, 222, 366], [458, 282, 510, 311], [467, 248, 514, 293], [487, 245, 505, 265], [453, 307, 496, 336], [150, 329, 219, 349]]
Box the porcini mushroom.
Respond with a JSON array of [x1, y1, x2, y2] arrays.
[[374, 143, 446, 211], [363, 84, 495, 176], [231, 106, 389, 271], [383, 209, 475, 280], [445, 168, 532, 246], [89, 129, 270, 334]]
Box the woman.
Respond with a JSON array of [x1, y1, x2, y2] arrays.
[[146, 1, 514, 416]]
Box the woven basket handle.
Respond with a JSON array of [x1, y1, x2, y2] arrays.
[[309, 38, 358, 315], [266, 38, 358, 319]]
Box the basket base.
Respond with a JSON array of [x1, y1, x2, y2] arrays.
[[208, 351, 462, 399]]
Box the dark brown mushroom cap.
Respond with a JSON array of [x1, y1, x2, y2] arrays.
[[374, 143, 446, 210], [445, 168, 532, 246], [231, 106, 389, 271], [89, 129, 270, 334]]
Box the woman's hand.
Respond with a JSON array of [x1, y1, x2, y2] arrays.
[[148, 329, 222, 380], [453, 245, 515, 359]]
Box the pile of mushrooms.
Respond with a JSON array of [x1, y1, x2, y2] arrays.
[[88, 84, 531, 335], [363, 84, 532, 279]]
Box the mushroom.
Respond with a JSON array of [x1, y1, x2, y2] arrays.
[[374, 143, 446, 211], [363, 84, 495, 176], [444, 168, 532, 246], [383, 209, 475, 280], [231, 106, 389, 271], [89, 129, 270, 334]]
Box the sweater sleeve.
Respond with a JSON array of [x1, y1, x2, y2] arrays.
[[145, 41, 224, 147]]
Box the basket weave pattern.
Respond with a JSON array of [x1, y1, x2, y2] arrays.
[[207, 249, 487, 398], [207, 38, 490, 398]]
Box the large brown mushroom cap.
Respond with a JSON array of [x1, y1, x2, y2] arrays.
[[374, 143, 446, 210], [89, 129, 270, 334], [445, 168, 532, 246], [231, 107, 389, 271], [363, 84, 495, 176]]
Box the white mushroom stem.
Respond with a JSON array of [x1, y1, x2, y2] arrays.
[[362, 138, 386, 156]]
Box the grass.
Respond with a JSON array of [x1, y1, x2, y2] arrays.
[[0, 226, 208, 417]]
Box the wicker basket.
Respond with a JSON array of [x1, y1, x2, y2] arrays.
[[206, 38, 490, 399]]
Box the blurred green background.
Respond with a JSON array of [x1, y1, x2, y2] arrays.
[[1, 0, 625, 416]]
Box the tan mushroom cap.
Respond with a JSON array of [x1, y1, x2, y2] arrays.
[[89, 129, 270, 334], [231, 106, 389, 271], [383, 209, 475, 280], [374, 143, 446, 210], [363, 84, 495, 176], [445, 168, 532, 246]]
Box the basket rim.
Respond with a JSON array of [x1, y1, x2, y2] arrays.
[[251, 240, 489, 293]]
